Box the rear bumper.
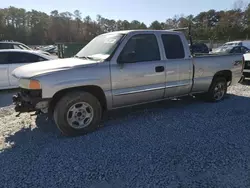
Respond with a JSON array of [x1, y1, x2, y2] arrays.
[[242, 70, 250, 79], [238, 75, 245, 83], [13, 89, 50, 114]]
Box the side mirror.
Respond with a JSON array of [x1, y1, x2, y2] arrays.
[[118, 51, 136, 64], [209, 48, 212, 52]]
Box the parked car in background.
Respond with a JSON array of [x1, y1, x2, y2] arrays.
[[228, 46, 250, 54], [0, 41, 51, 56], [12, 29, 242, 136], [0, 49, 57, 90], [211, 45, 250, 54], [41, 45, 58, 55], [212, 41, 250, 54], [221, 40, 250, 49], [191, 43, 209, 54]]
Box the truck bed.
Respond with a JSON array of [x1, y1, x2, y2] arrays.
[[191, 53, 242, 92]]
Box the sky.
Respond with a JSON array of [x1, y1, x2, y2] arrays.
[[1, 0, 245, 25]]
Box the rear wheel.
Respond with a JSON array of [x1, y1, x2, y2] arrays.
[[205, 77, 227, 102], [53, 91, 102, 136]]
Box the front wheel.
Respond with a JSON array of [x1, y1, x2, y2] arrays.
[[53, 91, 102, 136], [205, 77, 227, 102]]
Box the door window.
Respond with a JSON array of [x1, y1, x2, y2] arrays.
[[118, 34, 160, 63], [0, 52, 9, 64], [161, 34, 185, 59], [7, 52, 46, 64], [230, 47, 241, 53], [241, 46, 249, 53], [0, 43, 13, 49]]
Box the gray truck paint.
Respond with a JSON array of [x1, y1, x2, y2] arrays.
[[12, 30, 242, 110]]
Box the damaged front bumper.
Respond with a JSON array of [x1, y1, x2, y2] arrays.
[[12, 89, 50, 116]]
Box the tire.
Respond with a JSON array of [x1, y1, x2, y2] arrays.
[[205, 77, 227, 102], [53, 91, 102, 136]]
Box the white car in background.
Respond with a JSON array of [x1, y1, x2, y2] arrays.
[[222, 40, 250, 49], [0, 49, 57, 90], [0, 41, 52, 56], [212, 40, 250, 53]]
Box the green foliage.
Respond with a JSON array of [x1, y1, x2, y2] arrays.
[[0, 4, 250, 44]]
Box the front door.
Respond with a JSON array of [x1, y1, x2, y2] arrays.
[[110, 33, 166, 108]]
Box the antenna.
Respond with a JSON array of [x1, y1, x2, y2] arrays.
[[188, 24, 194, 56]]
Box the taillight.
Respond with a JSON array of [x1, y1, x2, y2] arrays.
[[242, 56, 245, 72]]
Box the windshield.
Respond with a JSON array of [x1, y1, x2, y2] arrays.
[[75, 33, 124, 60], [13, 43, 32, 50], [218, 46, 231, 52]]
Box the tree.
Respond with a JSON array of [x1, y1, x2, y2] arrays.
[[149, 21, 163, 30], [0, 4, 250, 44]]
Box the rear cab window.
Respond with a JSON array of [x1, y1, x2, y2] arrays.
[[161, 34, 185, 59]]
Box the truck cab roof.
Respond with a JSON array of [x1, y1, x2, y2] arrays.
[[101, 29, 183, 35]]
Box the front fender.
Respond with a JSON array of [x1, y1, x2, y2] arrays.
[[41, 77, 109, 98], [33, 61, 112, 108]]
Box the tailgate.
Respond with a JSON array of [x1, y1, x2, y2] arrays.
[[231, 58, 244, 84]]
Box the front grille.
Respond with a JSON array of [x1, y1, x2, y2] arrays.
[[244, 61, 250, 69], [20, 88, 42, 98]]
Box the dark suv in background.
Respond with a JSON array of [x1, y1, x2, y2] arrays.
[[191, 43, 210, 54]]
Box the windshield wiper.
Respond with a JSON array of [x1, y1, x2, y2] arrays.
[[74, 55, 95, 60]]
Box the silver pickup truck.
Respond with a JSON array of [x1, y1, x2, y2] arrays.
[[12, 30, 243, 136]]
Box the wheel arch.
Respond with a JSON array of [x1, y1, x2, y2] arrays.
[[212, 70, 232, 83], [48, 85, 107, 116]]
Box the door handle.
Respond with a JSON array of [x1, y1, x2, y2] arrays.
[[155, 66, 164, 72]]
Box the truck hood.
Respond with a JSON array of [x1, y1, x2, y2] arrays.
[[12, 57, 99, 79]]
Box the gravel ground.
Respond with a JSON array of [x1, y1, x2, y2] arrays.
[[0, 83, 250, 188]]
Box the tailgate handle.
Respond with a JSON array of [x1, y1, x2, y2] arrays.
[[155, 66, 164, 72]]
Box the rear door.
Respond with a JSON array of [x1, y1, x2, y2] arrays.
[[0, 52, 10, 88], [160, 34, 193, 97], [8, 52, 46, 86]]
